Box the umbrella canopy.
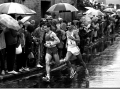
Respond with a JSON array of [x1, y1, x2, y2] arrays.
[[0, 14, 20, 30], [116, 9, 120, 16], [20, 16, 31, 23], [104, 8, 116, 13], [85, 9, 104, 17], [0, 2, 34, 14], [47, 3, 78, 12], [25, 9, 36, 15], [116, 9, 120, 12], [85, 7, 95, 10], [111, 13, 117, 17]]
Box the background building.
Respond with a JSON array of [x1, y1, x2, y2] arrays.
[[0, 0, 55, 24], [106, 0, 120, 5], [0, 0, 78, 24], [94, 0, 106, 4]]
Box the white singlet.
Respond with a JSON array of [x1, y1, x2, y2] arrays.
[[66, 30, 80, 56]]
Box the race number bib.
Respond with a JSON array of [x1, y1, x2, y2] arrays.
[[68, 39, 76, 46]]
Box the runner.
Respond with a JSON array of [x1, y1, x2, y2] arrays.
[[42, 23, 60, 82], [60, 23, 89, 79]]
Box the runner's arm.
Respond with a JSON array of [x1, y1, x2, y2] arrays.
[[51, 32, 60, 46], [68, 31, 80, 42]]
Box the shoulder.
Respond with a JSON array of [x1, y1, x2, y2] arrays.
[[73, 30, 78, 34], [51, 31, 57, 36]]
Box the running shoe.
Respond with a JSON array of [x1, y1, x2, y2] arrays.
[[19, 67, 24, 72], [85, 69, 89, 80], [8, 70, 18, 74], [70, 68, 76, 79], [24, 67, 30, 71], [37, 64, 43, 68], [42, 76, 50, 82], [85, 69, 89, 76], [1, 70, 5, 75]]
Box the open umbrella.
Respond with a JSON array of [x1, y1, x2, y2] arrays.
[[25, 9, 36, 15], [47, 3, 78, 12], [20, 16, 31, 23], [0, 14, 20, 30], [85, 9, 104, 17], [104, 8, 116, 13], [116, 9, 120, 12], [0, 2, 34, 14], [116, 9, 120, 16], [111, 13, 117, 17], [85, 7, 95, 10]]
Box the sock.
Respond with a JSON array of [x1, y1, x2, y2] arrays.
[[46, 74, 50, 79]]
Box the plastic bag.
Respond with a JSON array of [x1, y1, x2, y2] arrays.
[[16, 44, 22, 54]]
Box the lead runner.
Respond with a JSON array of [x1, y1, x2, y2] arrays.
[[60, 23, 89, 78], [42, 23, 60, 82]]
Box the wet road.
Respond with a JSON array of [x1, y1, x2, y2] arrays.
[[89, 36, 120, 88]]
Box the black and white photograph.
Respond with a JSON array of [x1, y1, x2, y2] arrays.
[[0, 0, 119, 88]]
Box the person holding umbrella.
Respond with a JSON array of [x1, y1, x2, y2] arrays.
[[0, 14, 21, 74], [0, 23, 7, 75], [5, 25, 19, 74]]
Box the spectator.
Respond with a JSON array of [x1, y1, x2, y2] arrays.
[[0, 23, 7, 75], [16, 21, 26, 72], [5, 28, 19, 74], [32, 21, 46, 68], [24, 24, 34, 71]]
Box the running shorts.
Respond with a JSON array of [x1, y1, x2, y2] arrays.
[[46, 47, 58, 55], [67, 46, 80, 56]]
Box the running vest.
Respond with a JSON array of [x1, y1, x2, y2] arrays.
[[45, 31, 56, 47], [66, 30, 77, 47]]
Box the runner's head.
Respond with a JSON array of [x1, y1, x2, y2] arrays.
[[67, 22, 74, 31], [43, 23, 51, 33]]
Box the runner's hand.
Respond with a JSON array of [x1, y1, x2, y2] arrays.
[[68, 36, 75, 40], [44, 43, 51, 48]]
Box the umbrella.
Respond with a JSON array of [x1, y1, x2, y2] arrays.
[[104, 8, 116, 13], [116, 9, 120, 15], [85, 7, 95, 10], [85, 9, 104, 17], [116, 9, 120, 16], [111, 13, 117, 17], [0, 14, 20, 30], [116, 9, 120, 12], [0, 2, 34, 14], [25, 9, 36, 15], [47, 3, 78, 12], [20, 16, 31, 23]]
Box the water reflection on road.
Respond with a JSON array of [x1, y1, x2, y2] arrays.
[[89, 37, 120, 88]]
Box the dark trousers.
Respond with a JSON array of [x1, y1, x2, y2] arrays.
[[16, 47, 26, 71], [0, 49, 6, 71], [6, 44, 16, 71]]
